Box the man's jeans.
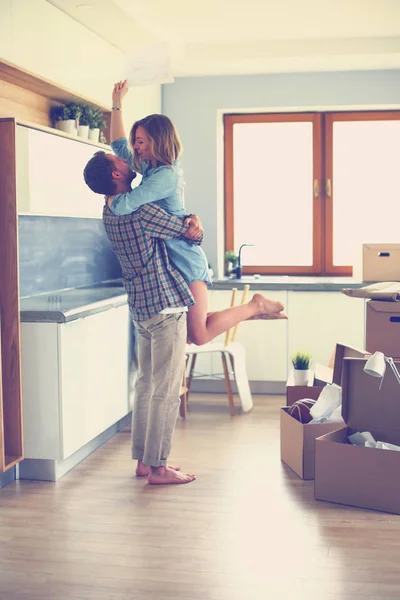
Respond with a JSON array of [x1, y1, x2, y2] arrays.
[[131, 312, 187, 467]]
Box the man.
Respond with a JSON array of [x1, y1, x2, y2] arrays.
[[84, 151, 202, 485]]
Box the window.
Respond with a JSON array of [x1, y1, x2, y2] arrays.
[[224, 111, 400, 276]]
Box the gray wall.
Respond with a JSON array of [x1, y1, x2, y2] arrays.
[[162, 70, 400, 276]]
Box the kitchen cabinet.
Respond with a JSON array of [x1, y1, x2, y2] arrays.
[[20, 305, 130, 478]]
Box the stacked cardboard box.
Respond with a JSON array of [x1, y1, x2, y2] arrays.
[[366, 300, 400, 358]]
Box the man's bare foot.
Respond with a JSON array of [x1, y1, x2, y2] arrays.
[[249, 293, 285, 317], [135, 461, 180, 478], [148, 466, 196, 485]]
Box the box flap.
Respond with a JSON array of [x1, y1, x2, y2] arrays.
[[332, 343, 369, 386], [314, 363, 333, 386], [368, 300, 400, 313], [364, 243, 400, 252], [342, 357, 400, 433]]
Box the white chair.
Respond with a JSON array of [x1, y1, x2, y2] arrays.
[[182, 285, 253, 417]]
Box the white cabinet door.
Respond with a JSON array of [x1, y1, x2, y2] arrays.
[[59, 305, 130, 458], [208, 289, 288, 382], [287, 292, 365, 369], [16, 126, 103, 217], [20, 322, 61, 459]]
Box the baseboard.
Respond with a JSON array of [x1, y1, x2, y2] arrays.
[[18, 416, 128, 482], [190, 379, 286, 395], [0, 467, 16, 489]]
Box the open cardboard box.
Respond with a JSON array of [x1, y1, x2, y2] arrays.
[[281, 344, 367, 480], [315, 356, 400, 514], [366, 300, 400, 359]]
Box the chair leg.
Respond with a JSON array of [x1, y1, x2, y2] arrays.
[[221, 352, 235, 416], [226, 346, 253, 413], [186, 353, 197, 404]]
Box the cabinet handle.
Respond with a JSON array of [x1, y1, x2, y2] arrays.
[[313, 179, 319, 198], [325, 179, 332, 198]]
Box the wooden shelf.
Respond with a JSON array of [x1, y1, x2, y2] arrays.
[[0, 58, 111, 111], [0, 58, 111, 138], [15, 118, 111, 150]]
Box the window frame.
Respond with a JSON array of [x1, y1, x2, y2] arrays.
[[224, 110, 400, 277]]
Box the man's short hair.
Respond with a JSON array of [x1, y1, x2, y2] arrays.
[[83, 151, 116, 195]]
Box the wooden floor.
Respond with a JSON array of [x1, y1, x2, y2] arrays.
[[0, 394, 399, 600]]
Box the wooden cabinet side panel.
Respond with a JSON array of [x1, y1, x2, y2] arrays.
[[0, 119, 23, 470]]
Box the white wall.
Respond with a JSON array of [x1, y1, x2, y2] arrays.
[[162, 70, 400, 276], [0, 0, 161, 135]]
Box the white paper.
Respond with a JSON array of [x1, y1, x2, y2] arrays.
[[326, 405, 343, 422], [376, 441, 400, 451], [309, 383, 342, 421], [123, 43, 174, 87], [348, 431, 377, 446]]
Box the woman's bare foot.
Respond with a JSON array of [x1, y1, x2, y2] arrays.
[[136, 461, 180, 478], [148, 466, 196, 485], [249, 293, 285, 317], [249, 310, 288, 320]]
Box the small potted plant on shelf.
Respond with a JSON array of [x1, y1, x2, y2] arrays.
[[78, 104, 91, 140], [50, 103, 80, 136], [88, 107, 106, 142], [291, 351, 312, 385]]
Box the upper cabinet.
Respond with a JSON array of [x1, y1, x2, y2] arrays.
[[1, 57, 112, 218], [16, 125, 107, 218]]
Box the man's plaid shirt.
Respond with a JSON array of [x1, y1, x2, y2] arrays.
[[103, 202, 200, 321]]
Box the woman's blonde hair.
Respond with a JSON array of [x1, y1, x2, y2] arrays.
[[130, 114, 182, 170]]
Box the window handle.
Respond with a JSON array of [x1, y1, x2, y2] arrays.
[[325, 179, 332, 198]]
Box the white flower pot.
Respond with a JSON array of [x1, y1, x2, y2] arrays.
[[89, 128, 100, 142], [56, 119, 77, 135], [293, 369, 311, 386], [78, 125, 89, 139]]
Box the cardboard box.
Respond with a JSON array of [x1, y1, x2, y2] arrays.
[[315, 356, 400, 514], [281, 344, 366, 480], [366, 300, 400, 358], [362, 243, 400, 282], [280, 407, 343, 480]]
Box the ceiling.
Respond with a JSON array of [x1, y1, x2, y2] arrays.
[[47, 0, 400, 76]]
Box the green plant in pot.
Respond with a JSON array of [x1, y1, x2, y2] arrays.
[[225, 250, 238, 276], [291, 351, 312, 385], [50, 103, 79, 135], [88, 107, 106, 142], [78, 104, 92, 140]]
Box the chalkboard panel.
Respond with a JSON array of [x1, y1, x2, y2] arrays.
[[18, 215, 122, 298]]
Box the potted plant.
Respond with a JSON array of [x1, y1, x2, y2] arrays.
[[78, 104, 91, 140], [291, 351, 312, 385], [225, 250, 238, 276], [50, 103, 80, 136], [88, 107, 106, 142]]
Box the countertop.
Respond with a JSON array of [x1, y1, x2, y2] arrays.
[[19, 276, 367, 324], [20, 282, 127, 323], [211, 276, 367, 292]]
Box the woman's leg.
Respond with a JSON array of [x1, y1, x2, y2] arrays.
[[187, 281, 287, 346]]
